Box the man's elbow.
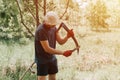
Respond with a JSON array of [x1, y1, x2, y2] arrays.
[[44, 48, 50, 53], [57, 41, 64, 45], [44, 47, 54, 54], [59, 42, 64, 45]]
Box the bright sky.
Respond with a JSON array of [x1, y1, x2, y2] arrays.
[[74, 0, 82, 3], [75, 0, 81, 2], [74, 0, 88, 8]]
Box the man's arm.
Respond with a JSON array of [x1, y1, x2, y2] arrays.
[[40, 40, 73, 57], [56, 32, 68, 45], [40, 39, 73, 57], [56, 29, 74, 45], [40, 40, 64, 55]]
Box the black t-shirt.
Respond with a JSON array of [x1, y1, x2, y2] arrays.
[[35, 24, 57, 64]]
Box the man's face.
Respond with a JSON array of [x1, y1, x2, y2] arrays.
[[44, 23, 56, 28]]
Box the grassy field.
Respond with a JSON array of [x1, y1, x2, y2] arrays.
[[0, 28, 120, 80]]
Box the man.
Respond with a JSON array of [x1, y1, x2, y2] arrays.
[[35, 11, 74, 80]]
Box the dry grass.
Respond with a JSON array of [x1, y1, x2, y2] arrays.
[[56, 28, 120, 80], [0, 28, 120, 80]]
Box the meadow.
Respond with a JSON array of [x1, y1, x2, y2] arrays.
[[0, 28, 120, 80]]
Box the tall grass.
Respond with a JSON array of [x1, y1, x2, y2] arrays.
[[0, 31, 120, 80], [0, 42, 35, 80]]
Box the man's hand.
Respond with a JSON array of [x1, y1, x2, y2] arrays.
[[67, 29, 74, 38], [63, 50, 73, 57]]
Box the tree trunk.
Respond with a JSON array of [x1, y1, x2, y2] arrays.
[[44, 0, 46, 16], [35, 0, 40, 27]]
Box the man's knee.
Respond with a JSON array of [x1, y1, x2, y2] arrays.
[[49, 74, 56, 80], [37, 76, 46, 80]]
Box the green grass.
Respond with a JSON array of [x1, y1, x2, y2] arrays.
[[0, 42, 35, 80]]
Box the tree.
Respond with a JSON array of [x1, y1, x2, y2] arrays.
[[16, 0, 79, 37], [106, 0, 120, 28], [0, 0, 23, 41], [87, 0, 110, 31], [0, 0, 80, 43]]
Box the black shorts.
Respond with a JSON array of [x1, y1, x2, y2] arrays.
[[37, 59, 58, 76]]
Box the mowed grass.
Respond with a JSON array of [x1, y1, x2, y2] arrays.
[[0, 29, 120, 80]]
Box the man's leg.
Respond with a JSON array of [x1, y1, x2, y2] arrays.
[[48, 74, 56, 80], [37, 62, 48, 80], [48, 59, 58, 80], [37, 76, 46, 80]]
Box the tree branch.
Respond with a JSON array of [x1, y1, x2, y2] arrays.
[[44, 0, 46, 16], [24, 0, 36, 20], [60, 0, 69, 19], [38, 3, 44, 9], [15, 0, 34, 37]]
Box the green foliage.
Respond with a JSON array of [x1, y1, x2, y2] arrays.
[[0, 0, 81, 44], [0, 0, 24, 41], [0, 0, 36, 44], [20, 0, 36, 34]]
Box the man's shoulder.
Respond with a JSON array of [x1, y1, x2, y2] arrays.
[[36, 24, 44, 32], [38, 24, 44, 29]]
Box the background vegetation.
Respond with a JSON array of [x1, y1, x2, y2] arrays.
[[0, 0, 120, 80]]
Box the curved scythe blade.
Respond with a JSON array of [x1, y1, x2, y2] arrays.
[[57, 22, 80, 54]]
